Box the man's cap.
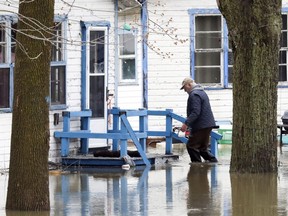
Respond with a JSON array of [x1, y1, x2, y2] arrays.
[[180, 77, 193, 90]]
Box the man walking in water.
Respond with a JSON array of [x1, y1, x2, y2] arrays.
[[180, 77, 218, 163]]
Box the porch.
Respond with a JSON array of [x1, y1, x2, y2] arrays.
[[54, 107, 222, 167]]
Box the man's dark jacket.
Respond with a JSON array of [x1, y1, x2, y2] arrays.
[[185, 85, 216, 133]]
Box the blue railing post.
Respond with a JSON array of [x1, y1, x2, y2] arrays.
[[112, 107, 120, 151], [120, 111, 128, 157], [210, 136, 218, 157], [165, 109, 173, 154], [61, 111, 71, 157], [210, 131, 222, 157], [139, 108, 147, 152], [80, 109, 90, 155]]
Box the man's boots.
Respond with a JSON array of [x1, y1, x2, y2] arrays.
[[187, 147, 202, 162], [200, 151, 218, 162]]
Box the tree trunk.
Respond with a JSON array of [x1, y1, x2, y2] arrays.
[[218, 1, 281, 172], [6, 0, 55, 211]]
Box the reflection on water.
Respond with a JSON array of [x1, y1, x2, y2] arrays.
[[1, 145, 288, 215], [187, 164, 220, 216], [231, 173, 278, 216]]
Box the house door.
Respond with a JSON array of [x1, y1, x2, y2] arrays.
[[85, 27, 108, 148]]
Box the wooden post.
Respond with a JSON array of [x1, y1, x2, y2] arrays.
[[80, 109, 91, 154], [139, 108, 147, 152], [61, 111, 71, 157], [120, 111, 128, 157], [165, 109, 173, 154], [112, 107, 120, 151]]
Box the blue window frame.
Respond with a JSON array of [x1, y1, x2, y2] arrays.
[[189, 9, 230, 88], [189, 8, 288, 88], [279, 9, 288, 85], [0, 18, 16, 110], [50, 20, 67, 108], [0, 16, 67, 111]]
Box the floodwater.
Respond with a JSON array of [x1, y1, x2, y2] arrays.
[[1, 144, 288, 216]]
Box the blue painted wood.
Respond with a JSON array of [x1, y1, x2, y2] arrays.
[[80, 21, 87, 111], [120, 118, 128, 157], [165, 109, 173, 154], [61, 157, 160, 167], [171, 132, 188, 144], [141, 0, 148, 109], [120, 114, 151, 166], [210, 136, 218, 157], [61, 111, 70, 157], [223, 19, 229, 88], [125, 109, 147, 117], [55, 131, 148, 139], [147, 110, 169, 116], [111, 107, 120, 151], [210, 131, 223, 156], [63, 110, 92, 117], [210, 130, 222, 140], [147, 131, 169, 137], [55, 107, 223, 163], [80, 109, 91, 154], [139, 109, 147, 151], [169, 112, 186, 123]]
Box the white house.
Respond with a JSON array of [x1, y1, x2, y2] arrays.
[[1, 0, 288, 170]]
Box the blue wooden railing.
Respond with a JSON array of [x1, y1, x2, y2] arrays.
[[54, 107, 222, 166]]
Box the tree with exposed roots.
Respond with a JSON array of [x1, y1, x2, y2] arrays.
[[217, 0, 281, 173], [6, 0, 55, 211]]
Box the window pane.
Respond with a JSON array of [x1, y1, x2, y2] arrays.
[[279, 51, 286, 64], [51, 66, 65, 105], [195, 67, 220, 83], [228, 51, 234, 65], [119, 33, 135, 55], [195, 16, 221, 31], [0, 68, 9, 108], [11, 23, 17, 63], [90, 76, 104, 118], [195, 52, 220, 66], [228, 66, 233, 83], [122, 59, 135, 79], [279, 65, 287, 81], [280, 32, 287, 48], [90, 31, 105, 74], [51, 23, 63, 62], [0, 23, 6, 63], [195, 33, 221, 49], [282, 15, 287, 30]]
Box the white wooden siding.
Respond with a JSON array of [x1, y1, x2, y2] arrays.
[[0, 0, 116, 168], [1, 0, 288, 169]]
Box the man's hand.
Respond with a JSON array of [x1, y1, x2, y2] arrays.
[[180, 124, 188, 132]]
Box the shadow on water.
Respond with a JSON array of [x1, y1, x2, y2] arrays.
[[2, 144, 288, 215]]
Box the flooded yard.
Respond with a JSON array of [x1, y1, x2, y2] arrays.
[[1, 143, 288, 215]]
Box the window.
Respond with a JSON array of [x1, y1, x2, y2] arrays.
[[0, 23, 6, 64], [190, 9, 288, 87], [0, 21, 16, 109], [280, 14, 288, 82], [194, 15, 222, 84], [119, 30, 136, 82], [89, 29, 106, 117], [50, 22, 66, 106], [0, 18, 66, 111], [189, 11, 231, 87]]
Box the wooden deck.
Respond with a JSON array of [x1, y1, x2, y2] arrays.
[[61, 153, 179, 167]]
